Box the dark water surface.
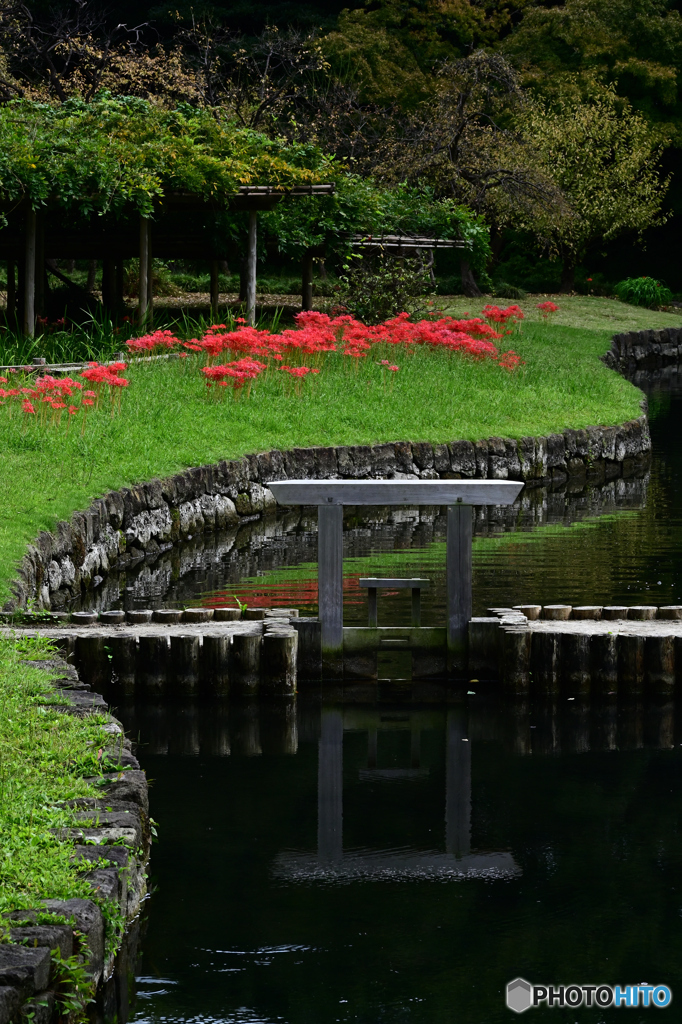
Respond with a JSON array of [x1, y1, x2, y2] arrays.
[[111, 377, 682, 1023], [117, 697, 682, 1024]]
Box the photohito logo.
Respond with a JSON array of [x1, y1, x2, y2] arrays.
[[506, 979, 672, 1013]]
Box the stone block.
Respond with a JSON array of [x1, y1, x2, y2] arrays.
[[0, 946, 51, 994], [41, 899, 103, 982], [8, 926, 73, 960]]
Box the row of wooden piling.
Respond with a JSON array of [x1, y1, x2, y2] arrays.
[[501, 627, 681, 696], [509, 604, 682, 621], [55, 626, 298, 697]]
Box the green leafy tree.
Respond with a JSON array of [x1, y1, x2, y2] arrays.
[[521, 83, 670, 290]]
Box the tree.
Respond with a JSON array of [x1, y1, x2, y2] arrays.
[[521, 82, 670, 290]]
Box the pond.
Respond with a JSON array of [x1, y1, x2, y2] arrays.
[[103, 372, 682, 1023]]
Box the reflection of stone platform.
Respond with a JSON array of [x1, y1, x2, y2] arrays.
[[283, 706, 521, 884], [273, 849, 520, 882]]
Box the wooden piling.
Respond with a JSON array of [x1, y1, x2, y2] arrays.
[[214, 608, 241, 621], [645, 635, 675, 695], [108, 634, 137, 696], [618, 634, 645, 695], [591, 633, 618, 695], [573, 606, 602, 620], [513, 605, 541, 619], [261, 629, 298, 696], [202, 633, 230, 695], [152, 609, 183, 623], [72, 611, 98, 625], [543, 605, 572, 621], [137, 635, 168, 694], [229, 633, 261, 695], [292, 617, 321, 678], [183, 608, 214, 623], [531, 631, 561, 695], [126, 609, 153, 624], [170, 634, 200, 694], [659, 606, 682, 620], [75, 633, 110, 689], [246, 210, 257, 326], [560, 632, 591, 695], [628, 606, 657, 621], [500, 628, 531, 695], [603, 606, 628, 620], [100, 610, 125, 625]]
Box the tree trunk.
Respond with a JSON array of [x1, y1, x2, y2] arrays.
[[86, 259, 97, 293], [460, 260, 482, 298], [559, 259, 575, 294], [239, 256, 247, 302]]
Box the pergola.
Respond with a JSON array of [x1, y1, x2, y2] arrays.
[[0, 183, 335, 335]]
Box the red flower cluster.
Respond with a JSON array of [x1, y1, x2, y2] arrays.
[[482, 304, 525, 326], [201, 357, 268, 394], [0, 361, 129, 431], [126, 330, 181, 354], [536, 301, 559, 318]]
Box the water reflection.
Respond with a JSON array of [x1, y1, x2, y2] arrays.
[[105, 692, 682, 1024]]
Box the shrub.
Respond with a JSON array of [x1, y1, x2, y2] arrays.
[[493, 281, 527, 300], [336, 253, 434, 325], [615, 276, 673, 309]]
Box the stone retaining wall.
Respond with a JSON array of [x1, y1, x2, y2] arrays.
[[602, 325, 682, 374], [0, 658, 149, 1024], [4, 415, 651, 613]]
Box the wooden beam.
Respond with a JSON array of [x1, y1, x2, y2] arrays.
[[268, 479, 523, 506], [23, 208, 36, 337], [246, 210, 257, 326]]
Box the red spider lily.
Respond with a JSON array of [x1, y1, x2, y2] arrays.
[[536, 301, 559, 319], [482, 304, 524, 325], [388, 365, 399, 372], [281, 365, 320, 378], [21, 399, 35, 414], [126, 330, 181, 354]]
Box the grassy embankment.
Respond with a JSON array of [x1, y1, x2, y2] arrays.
[[0, 297, 679, 606], [0, 635, 111, 913]]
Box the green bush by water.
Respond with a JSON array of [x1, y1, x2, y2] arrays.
[[615, 276, 673, 308]]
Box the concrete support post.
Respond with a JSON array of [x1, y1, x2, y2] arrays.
[[23, 208, 36, 337], [446, 503, 472, 671], [246, 210, 257, 326], [302, 252, 314, 311], [318, 504, 344, 676], [318, 708, 343, 863]]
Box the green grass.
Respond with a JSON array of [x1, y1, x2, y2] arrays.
[[0, 635, 109, 914], [440, 294, 682, 332], [0, 316, 645, 605]]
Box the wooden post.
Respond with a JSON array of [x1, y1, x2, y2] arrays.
[[23, 208, 36, 337], [138, 216, 150, 327], [115, 260, 124, 310], [6, 260, 15, 327], [102, 259, 116, 314], [210, 259, 219, 318], [318, 504, 344, 675], [446, 503, 472, 671], [302, 252, 314, 311], [246, 210, 257, 326], [35, 214, 45, 319]]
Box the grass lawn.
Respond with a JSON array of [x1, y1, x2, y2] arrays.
[[0, 299, 667, 605], [0, 635, 108, 913]]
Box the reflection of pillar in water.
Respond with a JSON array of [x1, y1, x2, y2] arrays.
[[367, 729, 377, 769], [318, 709, 343, 863], [232, 702, 262, 756], [645, 702, 674, 749], [261, 700, 299, 754], [411, 728, 421, 768], [445, 709, 471, 857]]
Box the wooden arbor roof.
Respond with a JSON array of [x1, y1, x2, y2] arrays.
[[3, 184, 336, 336]]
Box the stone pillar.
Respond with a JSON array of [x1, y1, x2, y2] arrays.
[[318, 504, 344, 677], [210, 260, 220, 318], [138, 216, 151, 327], [446, 504, 472, 672]]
